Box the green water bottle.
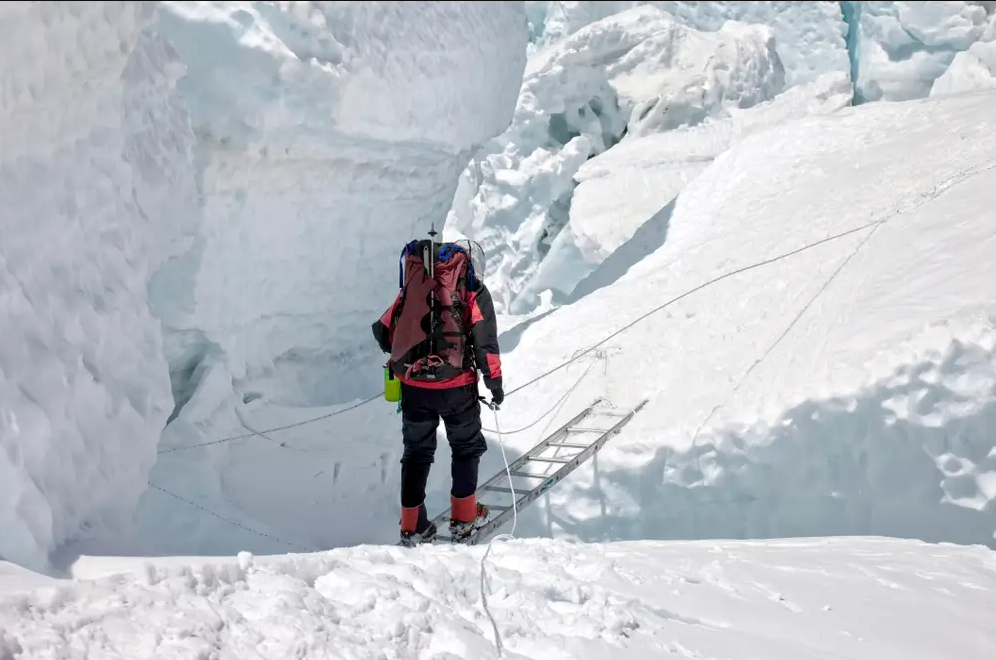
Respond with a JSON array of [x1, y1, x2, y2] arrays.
[[384, 365, 401, 402]]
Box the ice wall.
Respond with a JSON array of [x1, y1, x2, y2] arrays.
[[527, 1, 849, 87], [149, 1, 529, 409], [930, 14, 996, 96], [528, 2, 996, 102], [847, 1, 996, 102], [463, 1, 996, 316], [0, 2, 199, 572]]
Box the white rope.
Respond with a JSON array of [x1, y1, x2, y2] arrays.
[[476, 351, 605, 657], [480, 406, 515, 657]]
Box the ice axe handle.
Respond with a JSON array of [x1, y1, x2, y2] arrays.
[[478, 396, 500, 412]]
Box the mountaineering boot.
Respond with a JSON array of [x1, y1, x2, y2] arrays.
[[400, 522, 437, 548], [399, 503, 437, 548], [449, 493, 489, 543]]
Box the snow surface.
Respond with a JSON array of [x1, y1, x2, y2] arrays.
[[147, 1, 528, 409], [5, 2, 996, 655], [0, 2, 199, 574], [501, 88, 996, 547], [3, 537, 996, 659]]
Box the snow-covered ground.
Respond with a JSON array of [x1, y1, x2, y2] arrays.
[[3, 537, 996, 659], [4, 1, 996, 656], [502, 87, 996, 548], [535, 70, 853, 302]]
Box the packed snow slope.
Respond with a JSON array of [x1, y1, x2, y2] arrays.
[[3, 537, 996, 659], [0, 2, 199, 574], [128, 86, 996, 560], [500, 87, 996, 548], [149, 1, 527, 410]]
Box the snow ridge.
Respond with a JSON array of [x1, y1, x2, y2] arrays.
[[4, 538, 996, 659]]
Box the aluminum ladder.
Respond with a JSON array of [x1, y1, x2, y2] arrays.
[[422, 397, 648, 546]]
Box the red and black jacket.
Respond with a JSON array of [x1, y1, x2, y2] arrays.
[[372, 280, 503, 392]]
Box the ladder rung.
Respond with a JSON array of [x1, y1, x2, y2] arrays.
[[510, 471, 549, 479], [546, 441, 591, 449], [409, 397, 649, 548]]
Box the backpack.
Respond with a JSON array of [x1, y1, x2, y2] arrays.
[[388, 239, 481, 382]]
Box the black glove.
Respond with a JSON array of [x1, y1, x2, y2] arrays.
[[489, 386, 504, 407]]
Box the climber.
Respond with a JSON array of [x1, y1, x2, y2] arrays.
[[372, 239, 504, 547]]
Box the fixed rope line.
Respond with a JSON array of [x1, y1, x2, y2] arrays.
[[158, 393, 382, 454], [161, 218, 888, 455], [151, 159, 996, 566], [684, 157, 996, 470], [481, 356, 600, 435], [146, 482, 318, 553], [504, 218, 886, 397], [479, 406, 514, 657], [161, 156, 996, 455]]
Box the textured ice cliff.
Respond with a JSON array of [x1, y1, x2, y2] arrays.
[[0, 1, 199, 572], [0, 0, 528, 572], [149, 1, 529, 409], [462, 1, 996, 314], [447, 5, 788, 314]]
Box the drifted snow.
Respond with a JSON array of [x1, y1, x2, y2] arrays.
[[148, 1, 528, 409], [501, 88, 996, 547], [447, 5, 787, 315], [2, 538, 996, 659], [0, 2, 199, 573]]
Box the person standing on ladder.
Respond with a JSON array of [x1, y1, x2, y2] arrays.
[[372, 233, 504, 547]]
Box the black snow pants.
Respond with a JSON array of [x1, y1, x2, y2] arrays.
[[399, 381, 488, 508]]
